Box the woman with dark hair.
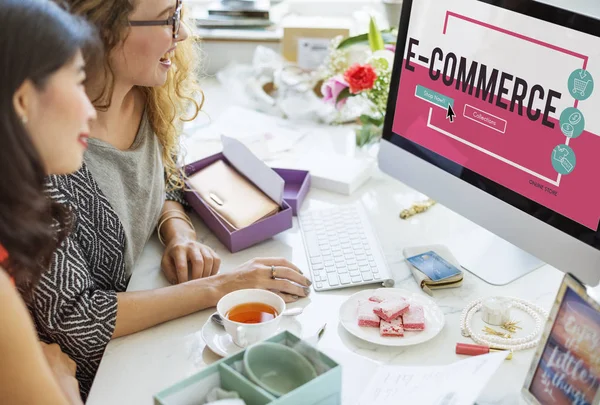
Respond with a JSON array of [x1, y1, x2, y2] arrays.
[[0, 0, 97, 403]]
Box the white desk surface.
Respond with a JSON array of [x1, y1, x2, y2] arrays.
[[86, 79, 600, 405]]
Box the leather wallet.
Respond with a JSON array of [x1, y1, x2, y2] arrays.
[[402, 244, 464, 295], [187, 160, 280, 230]]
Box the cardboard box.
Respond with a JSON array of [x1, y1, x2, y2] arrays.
[[154, 331, 342, 405], [295, 153, 374, 196], [281, 16, 351, 70]]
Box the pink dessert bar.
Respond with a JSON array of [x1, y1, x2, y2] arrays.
[[368, 295, 385, 303], [380, 318, 404, 337], [403, 304, 426, 331], [373, 299, 410, 322], [357, 300, 380, 327]]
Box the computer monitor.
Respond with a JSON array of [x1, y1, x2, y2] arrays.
[[378, 0, 600, 286]]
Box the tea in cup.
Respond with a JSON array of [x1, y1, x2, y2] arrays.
[[217, 289, 285, 347]]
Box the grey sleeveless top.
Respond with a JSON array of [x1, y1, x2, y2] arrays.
[[85, 112, 165, 275]]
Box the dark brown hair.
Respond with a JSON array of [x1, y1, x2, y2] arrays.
[[0, 0, 99, 290]]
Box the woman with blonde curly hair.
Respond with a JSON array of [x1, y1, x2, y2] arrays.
[[29, 0, 311, 399]]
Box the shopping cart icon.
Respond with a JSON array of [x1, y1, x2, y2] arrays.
[[573, 78, 591, 97]]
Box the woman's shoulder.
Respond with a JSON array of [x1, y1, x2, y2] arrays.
[[45, 164, 99, 200], [0, 267, 17, 302]]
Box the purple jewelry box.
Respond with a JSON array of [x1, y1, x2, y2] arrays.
[[272, 168, 311, 216], [184, 154, 310, 253]]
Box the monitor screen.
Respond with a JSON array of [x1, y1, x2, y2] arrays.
[[384, 0, 600, 249]]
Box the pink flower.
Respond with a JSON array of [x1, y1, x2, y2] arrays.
[[321, 76, 349, 109]]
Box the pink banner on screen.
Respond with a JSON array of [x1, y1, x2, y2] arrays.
[[392, 62, 600, 229]]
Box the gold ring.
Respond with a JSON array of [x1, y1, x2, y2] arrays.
[[271, 265, 276, 279]]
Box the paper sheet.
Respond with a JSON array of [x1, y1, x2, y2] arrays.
[[184, 106, 308, 160], [355, 351, 509, 405]]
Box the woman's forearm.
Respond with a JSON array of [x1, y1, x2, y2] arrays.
[[113, 274, 228, 338], [159, 201, 195, 244]]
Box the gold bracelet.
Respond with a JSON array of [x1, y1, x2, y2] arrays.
[[159, 209, 187, 222], [157, 214, 195, 246]]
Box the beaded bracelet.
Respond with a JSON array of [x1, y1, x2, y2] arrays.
[[459, 297, 549, 351]]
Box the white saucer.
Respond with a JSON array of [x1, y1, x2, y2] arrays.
[[201, 313, 303, 357], [339, 288, 445, 347]]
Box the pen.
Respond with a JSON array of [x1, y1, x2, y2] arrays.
[[455, 343, 513, 360]]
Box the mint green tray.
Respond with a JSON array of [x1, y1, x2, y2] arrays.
[[154, 331, 341, 405]]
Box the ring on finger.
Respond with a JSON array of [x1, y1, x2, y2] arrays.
[[271, 265, 277, 279]]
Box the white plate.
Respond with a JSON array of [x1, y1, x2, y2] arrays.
[[339, 288, 445, 347], [201, 313, 303, 357]]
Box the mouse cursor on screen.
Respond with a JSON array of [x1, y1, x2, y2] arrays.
[[446, 105, 456, 123]]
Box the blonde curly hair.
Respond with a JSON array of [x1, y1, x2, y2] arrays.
[[60, 0, 202, 191]]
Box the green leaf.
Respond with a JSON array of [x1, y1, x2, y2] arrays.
[[355, 122, 383, 147], [336, 30, 397, 50], [336, 87, 354, 104], [368, 17, 384, 52], [359, 114, 384, 127]]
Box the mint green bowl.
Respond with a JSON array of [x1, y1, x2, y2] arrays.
[[243, 342, 318, 397]]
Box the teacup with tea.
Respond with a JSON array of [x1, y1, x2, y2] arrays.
[[216, 289, 286, 347]]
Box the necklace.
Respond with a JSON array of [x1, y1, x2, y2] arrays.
[[460, 297, 549, 351]]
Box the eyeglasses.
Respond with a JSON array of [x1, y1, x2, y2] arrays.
[[129, 0, 182, 39]]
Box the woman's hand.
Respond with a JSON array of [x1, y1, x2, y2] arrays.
[[39, 342, 82, 404], [220, 257, 312, 303], [161, 236, 221, 284]]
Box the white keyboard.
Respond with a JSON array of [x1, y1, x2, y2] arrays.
[[299, 202, 394, 291]]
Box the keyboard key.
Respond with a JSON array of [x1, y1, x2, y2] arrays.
[[370, 261, 378, 268], [336, 262, 346, 269], [324, 260, 335, 267], [348, 264, 358, 271], [362, 273, 373, 281], [327, 273, 340, 286], [310, 257, 323, 265], [339, 273, 351, 284], [349, 270, 360, 277], [326, 266, 337, 273], [337, 267, 348, 274], [305, 234, 321, 257], [312, 263, 324, 271], [316, 282, 323, 289], [373, 267, 379, 274], [374, 273, 381, 280], [351, 276, 363, 283], [358, 259, 369, 267], [360, 266, 371, 273]]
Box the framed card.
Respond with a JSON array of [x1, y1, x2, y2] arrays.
[[522, 273, 600, 405]]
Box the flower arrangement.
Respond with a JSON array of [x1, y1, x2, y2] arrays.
[[320, 17, 397, 147]]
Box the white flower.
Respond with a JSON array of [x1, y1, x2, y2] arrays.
[[368, 50, 395, 72]]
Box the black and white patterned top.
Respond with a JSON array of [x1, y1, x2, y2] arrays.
[[28, 163, 186, 400]]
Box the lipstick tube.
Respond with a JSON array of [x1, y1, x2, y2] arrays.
[[455, 343, 513, 360]]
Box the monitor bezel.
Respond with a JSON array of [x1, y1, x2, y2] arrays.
[[382, 0, 600, 250]]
